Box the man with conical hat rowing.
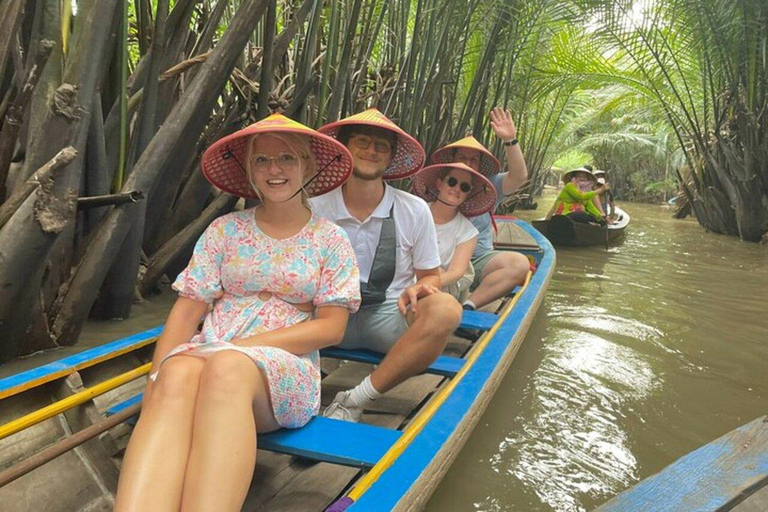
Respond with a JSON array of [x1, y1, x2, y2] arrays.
[[431, 108, 530, 312], [311, 108, 463, 423]]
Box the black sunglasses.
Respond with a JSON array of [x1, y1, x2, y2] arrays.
[[446, 176, 472, 193]]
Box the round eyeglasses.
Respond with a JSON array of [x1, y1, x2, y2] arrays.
[[249, 152, 300, 172], [350, 134, 393, 154]]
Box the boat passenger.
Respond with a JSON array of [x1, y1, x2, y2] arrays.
[[411, 162, 497, 303], [549, 167, 610, 224], [311, 108, 463, 423], [114, 114, 360, 511], [430, 108, 530, 311]]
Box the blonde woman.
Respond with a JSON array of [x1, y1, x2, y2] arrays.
[[411, 162, 497, 303], [115, 115, 360, 511]]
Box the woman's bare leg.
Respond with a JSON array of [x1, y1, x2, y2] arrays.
[[180, 351, 279, 512], [114, 356, 205, 512]]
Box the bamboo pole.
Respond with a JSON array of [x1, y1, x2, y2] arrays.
[[0, 402, 142, 488], [0, 363, 150, 441]]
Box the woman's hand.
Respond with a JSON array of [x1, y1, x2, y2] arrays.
[[490, 108, 517, 141]]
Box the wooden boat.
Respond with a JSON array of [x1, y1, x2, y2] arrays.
[[596, 415, 768, 512], [0, 217, 555, 512], [532, 206, 630, 247]]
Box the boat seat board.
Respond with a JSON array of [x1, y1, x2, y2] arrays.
[[493, 217, 541, 249], [107, 393, 400, 468], [459, 310, 500, 330], [320, 348, 465, 377], [0, 327, 163, 400], [596, 415, 768, 512]]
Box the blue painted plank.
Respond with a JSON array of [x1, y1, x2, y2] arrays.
[[259, 416, 401, 468], [320, 348, 464, 377], [459, 310, 497, 330], [596, 415, 768, 512], [348, 221, 556, 511], [106, 393, 400, 468], [0, 326, 163, 397], [106, 394, 143, 416]]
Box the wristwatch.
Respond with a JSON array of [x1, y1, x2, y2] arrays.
[[503, 138, 518, 147]]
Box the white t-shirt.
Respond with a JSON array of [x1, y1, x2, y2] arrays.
[[432, 208, 479, 271], [310, 184, 441, 300]]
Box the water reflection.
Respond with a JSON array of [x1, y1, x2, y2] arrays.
[[427, 201, 768, 511]]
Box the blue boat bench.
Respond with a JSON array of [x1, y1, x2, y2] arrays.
[[2, 304, 508, 469], [106, 396, 401, 468]]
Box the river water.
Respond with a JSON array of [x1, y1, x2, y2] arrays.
[[427, 199, 768, 511]]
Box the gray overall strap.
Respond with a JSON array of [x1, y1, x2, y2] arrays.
[[360, 204, 397, 306]]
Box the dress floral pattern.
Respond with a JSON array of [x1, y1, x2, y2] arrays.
[[162, 209, 360, 428]]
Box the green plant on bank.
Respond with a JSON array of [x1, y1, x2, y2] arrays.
[[539, 0, 767, 241]]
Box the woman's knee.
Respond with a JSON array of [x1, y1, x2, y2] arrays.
[[150, 357, 204, 404], [199, 351, 261, 398]]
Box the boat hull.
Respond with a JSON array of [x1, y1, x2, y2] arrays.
[[350, 219, 556, 511], [533, 207, 629, 247]]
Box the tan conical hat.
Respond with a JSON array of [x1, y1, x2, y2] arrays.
[[318, 108, 425, 180], [561, 167, 597, 184], [201, 114, 354, 200], [430, 136, 501, 177]]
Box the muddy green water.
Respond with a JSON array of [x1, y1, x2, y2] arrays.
[[426, 199, 768, 511]]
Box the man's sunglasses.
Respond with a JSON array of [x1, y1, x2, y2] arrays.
[[446, 176, 472, 193], [350, 134, 393, 154]]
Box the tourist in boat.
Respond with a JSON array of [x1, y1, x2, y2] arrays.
[[310, 108, 463, 423], [548, 167, 610, 224], [430, 108, 530, 311], [114, 114, 361, 511], [411, 162, 497, 303]]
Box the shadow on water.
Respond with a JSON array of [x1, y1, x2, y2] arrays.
[[427, 199, 768, 511]]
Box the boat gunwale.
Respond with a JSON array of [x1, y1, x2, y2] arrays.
[[347, 219, 556, 511]]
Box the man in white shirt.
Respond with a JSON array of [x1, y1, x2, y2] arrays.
[[311, 109, 463, 422]]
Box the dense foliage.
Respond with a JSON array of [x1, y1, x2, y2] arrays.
[[0, 0, 765, 358]]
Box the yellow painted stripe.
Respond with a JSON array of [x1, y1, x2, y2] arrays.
[[0, 337, 157, 401], [348, 272, 533, 501], [0, 363, 150, 441]]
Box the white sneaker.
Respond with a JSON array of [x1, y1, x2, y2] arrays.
[[322, 390, 363, 423]]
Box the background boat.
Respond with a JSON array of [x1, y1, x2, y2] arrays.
[[532, 206, 630, 247]]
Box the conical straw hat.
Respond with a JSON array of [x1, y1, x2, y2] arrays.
[[561, 167, 597, 184], [201, 114, 353, 200], [430, 136, 501, 177], [318, 108, 425, 180], [410, 163, 497, 218]]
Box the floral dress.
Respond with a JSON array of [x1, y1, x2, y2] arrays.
[[162, 209, 360, 428]]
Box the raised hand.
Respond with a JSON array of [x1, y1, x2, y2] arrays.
[[490, 108, 517, 142]]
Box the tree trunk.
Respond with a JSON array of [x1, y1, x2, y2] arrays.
[[0, 39, 54, 200], [0, 0, 26, 98], [141, 192, 237, 295], [50, 0, 268, 346]]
